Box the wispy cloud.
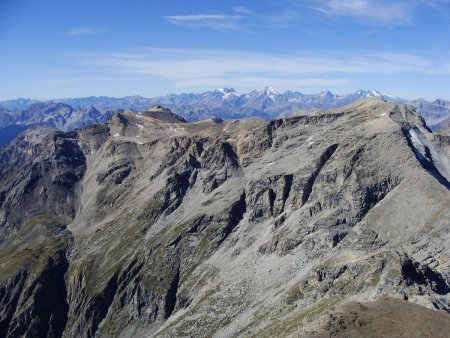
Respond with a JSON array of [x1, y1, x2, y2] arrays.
[[165, 14, 244, 31], [69, 48, 440, 91], [73, 48, 434, 76], [313, 0, 413, 25], [174, 76, 351, 89], [233, 6, 298, 25], [165, 6, 301, 32], [165, 2, 449, 32], [63, 27, 108, 36]]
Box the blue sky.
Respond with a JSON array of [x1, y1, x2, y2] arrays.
[[1, 0, 450, 100]]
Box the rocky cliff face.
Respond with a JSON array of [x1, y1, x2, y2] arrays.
[[0, 98, 449, 337]]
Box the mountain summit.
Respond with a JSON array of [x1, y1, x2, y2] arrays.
[[141, 106, 187, 123], [1, 89, 450, 148], [0, 99, 449, 337]]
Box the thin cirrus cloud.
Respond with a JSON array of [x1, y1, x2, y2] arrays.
[[63, 27, 108, 36], [165, 7, 299, 31], [232, 6, 299, 26], [312, 0, 413, 25], [164, 14, 244, 31], [165, 2, 450, 31], [173, 77, 352, 89], [70, 48, 437, 89]]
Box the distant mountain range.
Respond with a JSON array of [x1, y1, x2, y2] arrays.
[[0, 88, 449, 146], [0, 102, 116, 146]]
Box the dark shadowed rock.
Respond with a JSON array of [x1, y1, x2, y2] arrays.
[[0, 98, 449, 337]]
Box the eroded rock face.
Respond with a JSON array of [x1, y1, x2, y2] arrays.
[[0, 128, 86, 245], [0, 98, 449, 338]]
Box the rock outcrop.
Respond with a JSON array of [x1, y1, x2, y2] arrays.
[[0, 98, 449, 337]]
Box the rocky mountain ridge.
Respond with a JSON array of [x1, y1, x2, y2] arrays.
[[1, 89, 449, 147], [0, 103, 116, 146], [0, 98, 449, 337]]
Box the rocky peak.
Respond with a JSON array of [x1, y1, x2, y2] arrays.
[[0, 99, 449, 337], [140, 106, 187, 123], [263, 86, 279, 96], [148, 105, 169, 111]]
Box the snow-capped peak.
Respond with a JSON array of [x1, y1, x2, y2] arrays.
[[263, 86, 279, 96], [370, 89, 382, 97], [217, 88, 239, 99], [355, 89, 383, 98], [218, 88, 237, 94], [319, 90, 333, 97]]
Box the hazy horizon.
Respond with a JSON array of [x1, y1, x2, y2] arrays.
[[0, 87, 437, 103]]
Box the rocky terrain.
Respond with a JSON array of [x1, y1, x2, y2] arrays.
[[0, 98, 449, 337], [1, 89, 450, 148], [0, 102, 115, 147], [1, 88, 390, 120], [435, 116, 450, 135], [412, 98, 450, 130]]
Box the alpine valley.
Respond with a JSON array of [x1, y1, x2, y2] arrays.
[[0, 98, 450, 337]]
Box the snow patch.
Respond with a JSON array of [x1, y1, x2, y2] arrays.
[[378, 112, 387, 117], [371, 89, 381, 97], [407, 129, 426, 161], [409, 129, 423, 147], [218, 88, 240, 99], [113, 133, 120, 137], [308, 141, 315, 146], [264, 86, 279, 96]]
